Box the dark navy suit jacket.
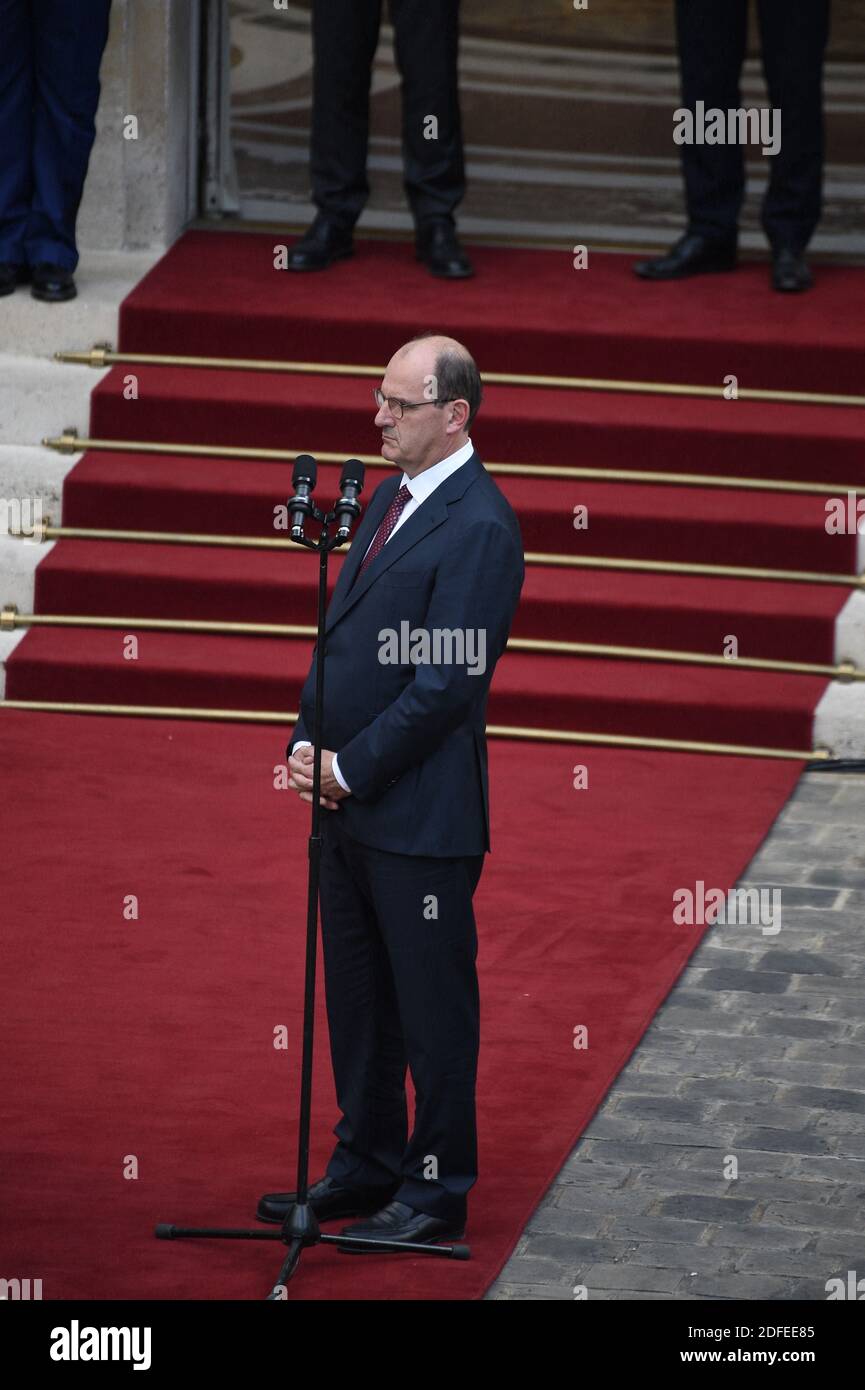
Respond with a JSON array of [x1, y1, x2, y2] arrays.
[[288, 452, 524, 857]]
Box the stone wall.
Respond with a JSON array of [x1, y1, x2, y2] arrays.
[[77, 0, 199, 256]]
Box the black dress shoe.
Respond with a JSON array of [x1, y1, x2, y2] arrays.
[[633, 232, 738, 281], [0, 262, 30, 296], [284, 214, 354, 272], [415, 218, 474, 279], [772, 246, 813, 293], [31, 263, 76, 302], [338, 1200, 465, 1252], [256, 1174, 398, 1224]]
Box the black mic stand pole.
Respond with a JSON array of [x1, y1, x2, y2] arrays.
[[155, 458, 469, 1298]]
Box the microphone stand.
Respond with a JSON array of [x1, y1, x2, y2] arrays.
[[154, 460, 470, 1298]]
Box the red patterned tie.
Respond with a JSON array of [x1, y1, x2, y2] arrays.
[[356, 483, 412, 577]]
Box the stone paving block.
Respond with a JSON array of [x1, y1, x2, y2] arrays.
[[551, 1187, 653, 1216], [645, 1005, 751, 1033], [613, 1097, 709, 1124], [638, 1054, 738, 1077], [604, 1215, 713, 1244], [679, 1077, 778, 1102], [608, 1071, 683, 1097], [555, 1156, 634, 1185], [655, 1194, 758, 1223], [731, 1127, 832, 1155], [484, 1256, 580, 1289], [755, 1016, 846, 1039], [691, 1036, 791, 1060], [739, 1058, 846, 1086], [520, 1233, 624, 1266], [710, 1102, 821, 1128], [760, 1201, 865, 1232], [626, 1121, 740, 1147], [705, 1223, 813, 1251], [577, 1138, 681, 1165], [786, 1153, 865, 1182], [690, 969, 792, 995], [525, 1207, 607, 1238], [781, 1084, 865, 1113], [757, 949, 844, 974], [810, 867, 865, 889], [685, 1271, 812, 1299], [580, 1262, 685, 1294], [675, 1148, 791, 1177], [813, 1231, 865, 1258], [603, 1240, 734, 1275], [738, 1248, 841, 1278]]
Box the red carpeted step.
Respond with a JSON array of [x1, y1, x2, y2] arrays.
[[62, 451, 857, 573], [5, 627, 822, 749], [117, 230, 865, 395], [88, 364, 865, 486], [30, 538, 844, 662]]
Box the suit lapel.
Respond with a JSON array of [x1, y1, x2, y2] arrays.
[[325, 453, 483, 634]]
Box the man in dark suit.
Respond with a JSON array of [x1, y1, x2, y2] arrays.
[[285, 0, 473, 278], [634, 0, 830, 292], [258, 333, 524, 1247], [0, 0, 112, 302]]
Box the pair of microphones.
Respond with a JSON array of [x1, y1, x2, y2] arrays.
[[288, 455, 365, 542]]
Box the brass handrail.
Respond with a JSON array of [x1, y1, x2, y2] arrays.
[[0, 696, 827, 762], [9, 523, 862, 589], [2, 607, 861, 681], [40, 431, 865, 499], [54, 347, 865, 409]]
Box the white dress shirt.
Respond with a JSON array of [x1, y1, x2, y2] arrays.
[[294, 438, 475, 794]]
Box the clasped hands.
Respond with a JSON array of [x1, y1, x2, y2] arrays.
[[288, 745, 349, 810]]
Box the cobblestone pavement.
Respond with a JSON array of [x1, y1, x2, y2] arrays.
[[486, 769, 865, 1300]]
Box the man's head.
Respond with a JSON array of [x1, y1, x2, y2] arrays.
[[374, 333, 482, 478]]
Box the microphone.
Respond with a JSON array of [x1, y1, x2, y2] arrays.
[[288, 454, 317, 539], [334, 459, 366, 541]]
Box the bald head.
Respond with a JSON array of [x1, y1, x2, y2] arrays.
[[373, 333, 482, 477]]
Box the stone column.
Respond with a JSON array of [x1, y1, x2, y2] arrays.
[[77, 0, 200, 256]]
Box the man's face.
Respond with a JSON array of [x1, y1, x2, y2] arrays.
[[374, 348, 453, 477]]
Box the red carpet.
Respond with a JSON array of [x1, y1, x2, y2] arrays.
[[0, 711, 802, 1300]]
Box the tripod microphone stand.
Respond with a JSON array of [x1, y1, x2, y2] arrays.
[[155, 455, 470, 1298]]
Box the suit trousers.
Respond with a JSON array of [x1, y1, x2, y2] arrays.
[[0, 0, 112, 270], [318, 810, 484, 1223], [675, 0, 830, 249], [310, 0, 465, 227]]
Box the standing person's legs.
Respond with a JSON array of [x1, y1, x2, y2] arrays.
[[0, 0, 33, 274], [309, 0, 383, 228], [26, 0, 111, 272], [756, 0, 830, 252], [388, 0, 465, 225], [675, 0, 749, 243], [318, 814, 409, 1193], [361, 836, 485, 1223]]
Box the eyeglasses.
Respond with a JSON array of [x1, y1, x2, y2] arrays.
[[373, 388, 456, 420]]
